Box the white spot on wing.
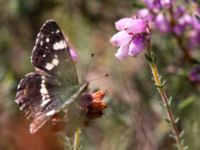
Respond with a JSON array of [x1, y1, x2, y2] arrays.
[[45, 63, 54, 70], [32, 46, 36, 52], [40, 76, 52, 107], [45, 110, 56, 116], [41, 76, 45, 83], [17, 79, 24, 90], [40, 41, 43, 46], [36, 38, 39, 43], [42, 94, 49, 101], [15, 98, 20, 104], [41, 98, 51, 107], [40, 84, 48, 94], [17, 84, 21, 90], [46, 38, 49, 43], [52, 58, 59, 65], [53, 40, 66, 50], [45, 55, 59, 70], [40, 76, 48, 94], [25, 72, 35, 77], [42, 54, 46, 58]]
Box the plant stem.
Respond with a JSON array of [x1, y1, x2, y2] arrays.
[[73, 128, 81, 150], [149, 62, 184, 150]]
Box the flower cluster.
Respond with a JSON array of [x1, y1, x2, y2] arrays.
[[110, 17, 150, 59], [138, 0, 200, 49]]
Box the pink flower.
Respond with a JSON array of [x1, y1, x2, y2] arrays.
[[115, 43, 129, 60], [115, 18, 133, 31], [115, 17, 148, 34], [69, 47, 78, 61], [138, 9, 154, 21], [110, 17, 150, 60], [110, 31, 132, 46], [160, 0, 172, 9], [128, 35, 146, 57], [155, 13, 171, 33]]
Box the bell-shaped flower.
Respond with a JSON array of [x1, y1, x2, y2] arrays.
[[110, 30, 132, 46], [128, 35, 146, 57], [110, 16, 150, 60]]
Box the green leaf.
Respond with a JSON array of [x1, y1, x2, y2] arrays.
[[145, 52, 157, 64], [178, 96, 195, 110], [179, 130, 185, 138]]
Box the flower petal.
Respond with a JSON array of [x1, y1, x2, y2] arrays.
[[125, 18, 148, 34], [115, 43, 130, 60], [138, 9, 154, 21], [69, 47, 78, 61], [128, 36, 145, 57], [110, 31, 132, 46], [160, 0, 172, 9], [155, 13, 171, 33], [115, 18, 133, 31], [173, 24, 185, 36]]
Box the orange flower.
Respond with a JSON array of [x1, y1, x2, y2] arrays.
[[79, 90, 107, 120], [49, 90, 107, 134]]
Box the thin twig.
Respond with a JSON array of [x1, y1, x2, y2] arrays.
[[73, 128, 81, 150], [149, 62, 184, 150]]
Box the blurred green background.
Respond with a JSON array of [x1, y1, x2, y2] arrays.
[[0, 0, 200, 150]]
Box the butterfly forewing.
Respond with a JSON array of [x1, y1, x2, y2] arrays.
[[15, 20, 86, 133], [31, 20, 78, 85]]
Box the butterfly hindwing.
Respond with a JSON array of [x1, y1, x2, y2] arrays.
[[15, 72, 62, 120], [31, 20, 78, 85]]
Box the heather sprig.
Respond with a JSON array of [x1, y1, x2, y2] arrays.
[[110, 16, 151, 59], [110, 16, 187, 150], [145, 51, 187, 150]]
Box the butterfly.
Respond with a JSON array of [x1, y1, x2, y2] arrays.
[[15, 20, 89, 134]]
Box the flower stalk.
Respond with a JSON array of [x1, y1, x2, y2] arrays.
[[146, 52, 185, 150], [73, 128, 81, 150]]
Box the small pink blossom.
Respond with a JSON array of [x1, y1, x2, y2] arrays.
[[138, 9, 154, 21], [115, 18, 133, 31], [115, 17, 148, 34], [110, 17, 150, 60], [115, 43, 129, 60], [155, 13, 171, 33], [124, 18, 148, 34], [110, 31, 132, 46], [160, 0, 172, 9], [69, 47, 78, 61], [128, 36, 146, 57]]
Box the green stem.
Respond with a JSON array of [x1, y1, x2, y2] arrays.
[[73, 128, 81, 150], [149, 62, 184, 150]]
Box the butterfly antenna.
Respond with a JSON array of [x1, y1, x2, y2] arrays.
[[88, 73, 109, 82], [84, 52, 95, 81]]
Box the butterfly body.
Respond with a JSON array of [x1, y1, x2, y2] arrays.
[[15, 20, 87, 134]]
